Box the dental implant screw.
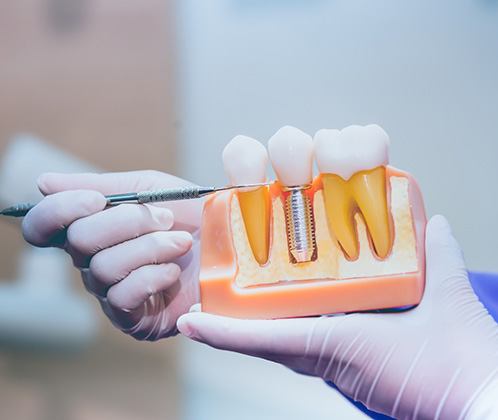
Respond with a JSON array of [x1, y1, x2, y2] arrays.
[[283, 186, 317, 263]]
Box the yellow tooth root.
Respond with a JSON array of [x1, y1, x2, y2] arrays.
[[237, 187, 271, 265], [350, 167, 392, 259], [321, 167, 393, 260], [321, 175, 359, 260]]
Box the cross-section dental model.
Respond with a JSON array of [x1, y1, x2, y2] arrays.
[[200, 125, 426, 319]]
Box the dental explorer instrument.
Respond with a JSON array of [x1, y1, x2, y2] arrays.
[[0, 182, 271, 218]]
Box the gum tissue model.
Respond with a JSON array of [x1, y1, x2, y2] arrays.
[[200, 125, 426, 319]]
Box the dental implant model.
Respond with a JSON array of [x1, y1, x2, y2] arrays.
[[199, 124, 427, 319], [268, 127, 317, 263]]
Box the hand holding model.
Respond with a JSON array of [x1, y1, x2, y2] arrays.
[[22, 171, 203, 340], [178, 215, 498, 419]]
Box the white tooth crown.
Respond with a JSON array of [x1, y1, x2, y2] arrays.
[[314, 124, 390, 180], [222, 135, 268, 186], [268, 126, 314, 186]]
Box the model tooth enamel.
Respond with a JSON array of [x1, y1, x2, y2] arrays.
[[268, 126, 314, 186], [268, 126, 317, 263], [314, 124, 392, 260], [223, 135, 270, 265]]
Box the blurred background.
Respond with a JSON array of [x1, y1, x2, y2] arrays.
[[1, 1, 497, 419]]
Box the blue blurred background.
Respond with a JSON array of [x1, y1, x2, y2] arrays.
[[0, 1, 497, 419]]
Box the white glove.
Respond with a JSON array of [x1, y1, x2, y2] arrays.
[[23, 171, 203, 340]]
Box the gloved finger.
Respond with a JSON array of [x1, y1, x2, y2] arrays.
[[106, 263, 181, 328], [84, 230, 192, 296], [37, 170, 191, 196], [22, 190, 106, 247], [177, 312, 351, 360], [177, 312, 308, 357], [66, 204, 174, 261], [423, 215, 468, 299]]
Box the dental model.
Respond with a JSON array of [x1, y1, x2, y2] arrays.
[[200, 125, 426, 319]]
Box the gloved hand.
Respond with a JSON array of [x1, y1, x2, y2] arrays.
[[22, 171, 203, 340], [177, 216, 498, 419]]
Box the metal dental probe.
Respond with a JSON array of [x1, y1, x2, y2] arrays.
[[0, 182, 272, 218]]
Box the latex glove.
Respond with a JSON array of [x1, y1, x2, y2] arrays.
[[23, 171, 202, 340], [177, 216, 498, 419]]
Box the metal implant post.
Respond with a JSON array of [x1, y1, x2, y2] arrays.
[[283, 185, 317, 263]]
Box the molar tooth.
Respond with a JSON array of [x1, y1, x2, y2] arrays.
[[223, 135, 270, 265], [314, 125, 392, 260]]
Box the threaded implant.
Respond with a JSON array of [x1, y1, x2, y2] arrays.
[[283, 186, 317, 263]]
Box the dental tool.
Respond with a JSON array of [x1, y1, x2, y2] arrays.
[[0, 182, 272, 218]]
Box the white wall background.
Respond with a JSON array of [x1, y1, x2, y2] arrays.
[[174, 1, 498, 419]]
